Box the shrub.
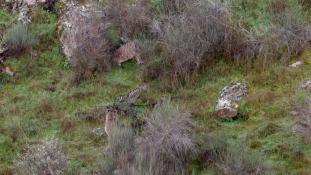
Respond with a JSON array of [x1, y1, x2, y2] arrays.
[[215, 141, 267, 175], [14, 139, 67, 175], [106, 0, 152, 39], [60, 4, 113, 82], [299, 0, 311, 8], [293, 97, 311, 143], [100, 122, 136, 175], [197, 133, 267, 175], [143, 0, 311, 84], [31, 6, 49, 23], [232, 0, 311, 62], [134, 99, 197, 175], [34, 97, 63, 121], [3, 23, 37, 53], [144, 0, 246, 83], [154, 0, 191, 14], [70, 17, 112, 81], [197, 133, 230, 165], [100, 99, 197, 175]]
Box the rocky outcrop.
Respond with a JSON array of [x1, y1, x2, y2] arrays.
[[0, 45, 14, 76], [12, 0, 32, 24], [215, 82, 247, 118], [58, 2, 110, 65], [1, 0, 55, 24], [0, 45, 8, 63], [24, 0, 47, 6]]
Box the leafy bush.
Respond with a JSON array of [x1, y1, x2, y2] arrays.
[[3, 23, 37, 53], [14, 139, 67, 175]]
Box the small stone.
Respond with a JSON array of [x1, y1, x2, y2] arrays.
[[289, 61, 304, 68], [92, 127, 105, 136], [59, 2, 108, 63]]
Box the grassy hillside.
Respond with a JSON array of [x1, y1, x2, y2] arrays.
[[1, 1, 311, 174]]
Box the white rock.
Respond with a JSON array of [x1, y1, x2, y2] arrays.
[[92, 127, 105, 136], [289, 61, 304, 68], [215, 82, 247, 118], [58, 2, 108, 62]]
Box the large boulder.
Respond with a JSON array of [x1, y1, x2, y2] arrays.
[[58, 2, 112, 69], [215, 82, 247, 118]]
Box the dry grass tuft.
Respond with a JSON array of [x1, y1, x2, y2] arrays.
[[100, 99, 197, 175], [34, 97, 62, 121], [134, 99, 197, 175], [106, 0, 152, 39], [215, 142, 266, 175], [293, 97, 311, 143], [60, 117, 75, 133]]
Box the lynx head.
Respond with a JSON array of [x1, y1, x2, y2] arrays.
[[106, 106, 118, 121]]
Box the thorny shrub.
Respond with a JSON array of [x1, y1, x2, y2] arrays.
[[14, 139, 67, 175]]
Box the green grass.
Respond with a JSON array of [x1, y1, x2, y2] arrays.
[[0, 9, 14, 32], [1, 3, 311, 174], [230, 0, 308, 33], [1, 42, 311, 175]]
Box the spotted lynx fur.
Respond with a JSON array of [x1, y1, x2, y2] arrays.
[[113, 41, 143, 66]]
